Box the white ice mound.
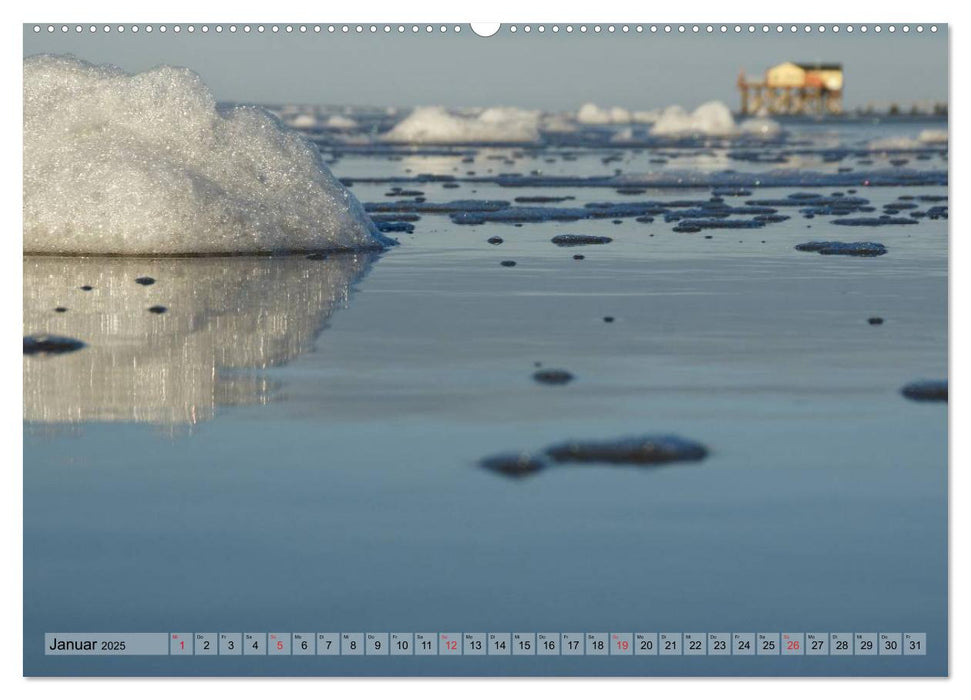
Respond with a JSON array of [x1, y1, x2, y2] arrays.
[[918, 129, 948, 144], [868, 130, 948, 151], [383, 105, 541, 143], [576, 103, 633, 124], [289, 113, 319, 129], [649, 101, 737, 137], [739, 117, 783, 138], [326, 114, 359, 130], [23, 55, 390, 255]]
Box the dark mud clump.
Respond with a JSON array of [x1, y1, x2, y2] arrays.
[[134, 276, 156, 286], [795, 241, 887, 257], [832, 216, 918, 227], [533, 369, 574, 385], [900, 380, 947, 402], [545, 435, 708, 465], [24, 334, 86, 356], [480, 453, 547, 478], [375, 221, 415, 234], [370, 213, 421, 223], [673, 219, 765, 232], [514, 195, 575, 203], [551, 234, 613, 247], [712, 186, 753, 197]]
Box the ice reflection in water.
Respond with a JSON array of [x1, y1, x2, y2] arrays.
[[23, 253, 377, 425]]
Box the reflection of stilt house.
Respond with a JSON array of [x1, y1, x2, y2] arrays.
[[738, 62, 843, 115]]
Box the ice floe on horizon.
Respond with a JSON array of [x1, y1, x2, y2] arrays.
[[326, 114, 359, 130], [576, 102, 659, 125], [651, 101, 739, 137], [23, 54, 391, 255], [738, 117, 784, 138], [382, 105, 542, 143], [868, 129, 948, 150]]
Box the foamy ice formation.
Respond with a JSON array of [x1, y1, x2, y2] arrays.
[[289, 113, 319, 129], [382, 105, 541, 143], [918, 128, 948, 144], [868, 129, 948, 150], [576, 103, 633, 124], [24, 55, 391, 255], [576, 103, 662, 125], [649, 101, 739, 137], [326, 114, 359, 130], [738, 117, 784, 138]]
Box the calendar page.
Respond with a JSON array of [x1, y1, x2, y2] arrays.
[[21, 19, 948, 678]]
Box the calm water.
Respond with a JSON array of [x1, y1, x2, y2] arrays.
[[24, 118, 948, 676]]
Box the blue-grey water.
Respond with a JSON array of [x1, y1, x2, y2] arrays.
[[24, 117, 947, 676]]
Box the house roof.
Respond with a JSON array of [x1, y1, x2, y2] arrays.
[[795, 62, 843, 71]]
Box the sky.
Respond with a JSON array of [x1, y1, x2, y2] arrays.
[[23, 24, 948, 111]]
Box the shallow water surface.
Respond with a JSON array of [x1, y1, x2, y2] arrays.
[[24, 122, 947, 676]]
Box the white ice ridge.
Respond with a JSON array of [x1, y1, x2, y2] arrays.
[[868, 129, 949, 150], [382, 106, 542, 143], [23, 55, 391, 255], [650, 101, 740, 137], [575, 103, 659, 125]]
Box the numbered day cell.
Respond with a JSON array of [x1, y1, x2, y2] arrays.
[[635, 633, 658, 656], [512, 633, 535, 655], [781, 633, 804, 656], [414, 633, 437, 656], [904, 633, 927, 656], [219, 633, 242, 656], [439, 633, 462, 656], [805, 633, 828, 656], [879, 633, 902, 656], [488, 633, 511, 655], [244, 633, 266, 656], [169, 633, 192, 656], [536, 633, 559, 656], [855, 633, 878, 656], [585, 633, 609, 656], [708, 633, 731, 656], [830, 633, 853, 656], [560, 633, 584, 656], [610, 633, 633, 656], [341, 633, 364, 656], [194, 633, 216, 656], [292, 633, 314, 655], [757, 633, 780, 655], [366, 633, 389, 655], [316, 633, 339, 656], [268, 633, 291, 656], [733, 633, 755, 656], [659, 632, 682, 656], [683, 632, 706, 656], [390, 633, 414, 656], [463, 633, 486, 655]]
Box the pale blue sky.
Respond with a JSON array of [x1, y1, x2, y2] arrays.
[[23, 25, 948, 110]]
